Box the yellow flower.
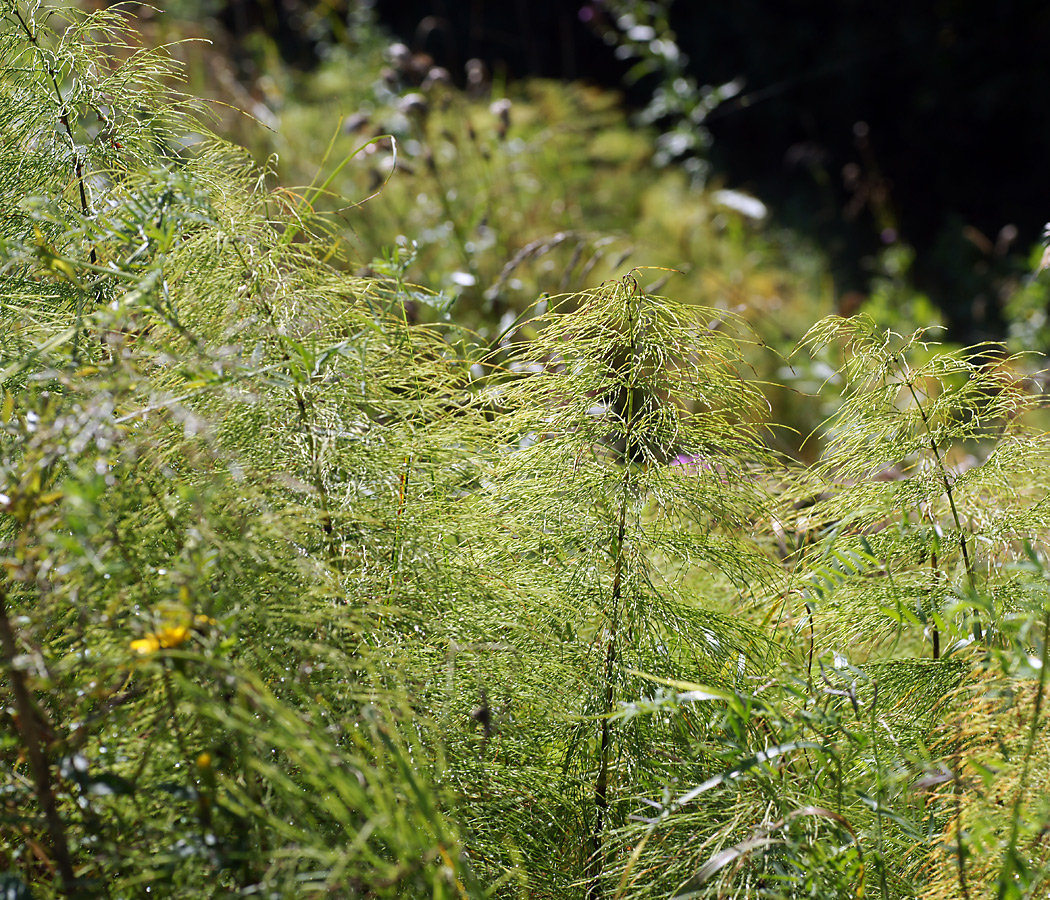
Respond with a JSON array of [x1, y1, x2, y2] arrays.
[[129, 625, 190, 656], [130, 635, 161, 655], [157, 625, 190, 647]]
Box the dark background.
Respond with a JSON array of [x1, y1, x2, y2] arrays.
[[225, 0, 1050, 342]]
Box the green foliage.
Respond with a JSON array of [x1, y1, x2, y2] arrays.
[[0, 4, 478, 896], [455, 277, 778, 896], [232, 38, 822, 338], [582, 0, 739, 185], [3, 5, 1050, 900]]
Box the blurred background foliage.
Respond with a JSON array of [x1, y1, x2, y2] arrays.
[[83, 0, 902, 460], [96, 0, 1050, 444], [372, 0, 1050, 346]]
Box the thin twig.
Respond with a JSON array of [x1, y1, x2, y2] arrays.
[[901, 373, 981, 638], [8, 4, 97, 265], [0, 582, 79, 894], [953, 734, 971, 900]]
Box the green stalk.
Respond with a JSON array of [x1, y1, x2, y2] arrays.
[[588, 281, 640, 900], [996, 609, 1050, 899], [953, 734, 971, 900], [869, 684, 890, 900], [8, 4, 96, 262], [901, 373, 980, 638], [248, 280, 337, 560], [389, 455, 412, 588], [9, 2, 98, 363]]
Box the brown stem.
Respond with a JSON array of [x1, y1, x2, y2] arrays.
[[0, 583, 78, 894]]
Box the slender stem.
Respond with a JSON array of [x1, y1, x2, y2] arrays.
[[589, 279, 640, 900], [931, 549, 940, 659], [590, 482, 629, 900], [902, 378, 975, 589], [9, 4, 97, 264], [997, 609, 1050, 899], [9, 2, 99, 365], [252, 289, 337, 559], [869, 683, 890, 900], [389, 455, 412, 589], [292, 381, 335, 552], [160, 665, 189, 761], [902, 375, 981, 639], [953, 736, 971, 900], [805, 601, 816, 693], [0, 583, 79, 894]]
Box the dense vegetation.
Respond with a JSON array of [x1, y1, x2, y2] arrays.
[[377, 0, 1050, 344], [3, 5, 1050, 899]]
